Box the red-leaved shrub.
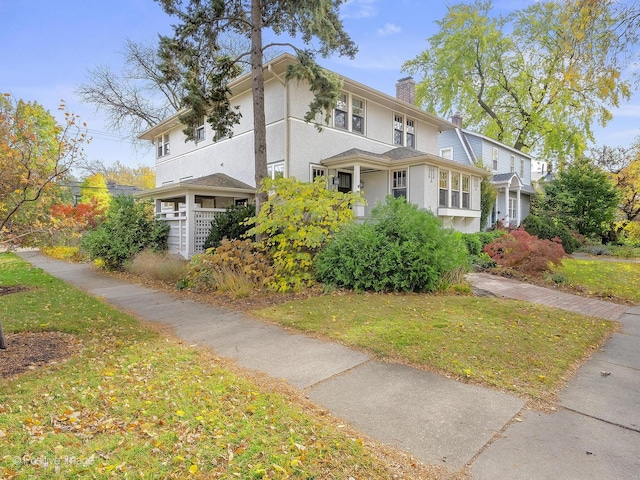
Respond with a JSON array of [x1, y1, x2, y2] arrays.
[[483, 228, 565, 275]]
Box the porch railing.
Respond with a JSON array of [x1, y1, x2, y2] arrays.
[[156, 208, 227, 257]]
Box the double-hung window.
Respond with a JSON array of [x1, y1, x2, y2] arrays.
[[451, 174, 460, 208], [392, 170, 407, 198], [462, 175, 470, 208], [393, 113, 416, 147], [520, 158, 525, 178], [439, 171, 448, 207], [492, 147, 498, 170], [156, 133, 170, 157], [195, 118, 205, 142], [510, 154, 516, 173], [334, 93, 365, 134]]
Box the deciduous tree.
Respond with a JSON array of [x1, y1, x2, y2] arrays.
[[404, 0, 636, 164], [154, 0, 357, 212], [0, 94, 88, 246]]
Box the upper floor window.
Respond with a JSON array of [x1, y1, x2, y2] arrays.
[[520, 158, 525, 178], [267, 162, 284, 179], [195, 118, 205, 142], [334, 93, 365, 134], [352, 97, 365, 134], [392, 170, 407, 198], [439, 171, 448, 207], [492, 147, 498, 170], [440, 147, 453, 160], [510, 154, 516, 173], [334, 94, 348, 130], [156, 133, 170, 158], [393, 113, 416, 147]]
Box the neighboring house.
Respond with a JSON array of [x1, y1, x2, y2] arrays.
[[58, 180, 144, 206], [438, 114, 537, 229], [137, 54, 487, 258]]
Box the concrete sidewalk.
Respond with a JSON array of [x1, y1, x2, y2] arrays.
[[16, 252, 640, 478]]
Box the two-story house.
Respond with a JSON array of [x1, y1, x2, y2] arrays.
[[438, 114, 537, 230], [138, 54, 487, 258]]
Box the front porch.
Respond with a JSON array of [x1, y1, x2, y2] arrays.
[[491, 173, 535, 229], [136, 173, 255, 258]]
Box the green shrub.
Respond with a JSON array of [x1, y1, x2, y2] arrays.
[[484, 228, 565, 275], [521, 214, 581, 253], [203, 203, 256, 250], [82, 196, 169, 270], [185, 239, 274, 294], [315, 197, 469, 292], [462, 233, 483, 256], [245, 177, 360, 292]]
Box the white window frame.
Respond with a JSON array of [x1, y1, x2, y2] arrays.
[[267, 162, 284, 179], [510, 154, 516, 173], [520, 158, 525, 177], [509, 197, 517, 222], [492, 147, 498, 170], [333, 93, 365, 134], [451, 173, 461, 208], [156, 133, 170, 158], [392, 169, 407, 198], [393, 113, 416, 147], [195, 118, 205, 143], [462, 175, 470, 209], [439, 170, 449, 207], [310, 164, 327, 181], [440, 147, 453, 160]]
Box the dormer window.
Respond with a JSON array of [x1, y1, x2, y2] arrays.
[[156, 133, 170, 157]]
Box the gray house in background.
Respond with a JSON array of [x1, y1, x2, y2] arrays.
[[437, 114, 536, 229]]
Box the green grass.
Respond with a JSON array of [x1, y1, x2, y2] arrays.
[[606, 244, 640, 259], [254, 293, 615, 399], [553, 258, 640, 303], [0, 253, 412, 479]]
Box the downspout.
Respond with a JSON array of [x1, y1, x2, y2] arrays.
[[268, 64, 289, 178]]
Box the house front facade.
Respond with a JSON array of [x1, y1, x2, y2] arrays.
[[438, 115, 537, 230], [138, 54, 487, 258]]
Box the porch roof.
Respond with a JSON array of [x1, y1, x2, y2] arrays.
[[322, 146, 488, 176], [492, 172, 537, 195], [135, 173, 256, 201]]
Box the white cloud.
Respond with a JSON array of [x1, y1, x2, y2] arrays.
[[341, 0, 377, 19], [611, 104, 640, 118], [377, 23, 402, 37]]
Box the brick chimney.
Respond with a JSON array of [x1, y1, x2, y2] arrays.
[[395, 76, 416, 105], [451, 112, 463, 128]]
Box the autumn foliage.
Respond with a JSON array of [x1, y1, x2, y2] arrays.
[[483, 228, 565, 275]]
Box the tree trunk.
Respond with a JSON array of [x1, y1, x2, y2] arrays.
[[0, 318, 6, 349], [251, 0, 268, 215]]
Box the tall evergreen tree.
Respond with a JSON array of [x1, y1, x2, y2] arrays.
[[154, 0, 357, 212]]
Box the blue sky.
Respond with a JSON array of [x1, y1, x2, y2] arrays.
[[1, 0, 638, 171]]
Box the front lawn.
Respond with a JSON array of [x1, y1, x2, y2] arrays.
[[254, 293, 615, 400], [0, 254, 436, 479], [552, 258, 640, 304]]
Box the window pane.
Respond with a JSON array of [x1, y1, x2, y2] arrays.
[[335, 110, 347, 129], [439, 171, 448, 189], [406, 132, 415, 148], [352, 114, 364, 134], [393, 188, 407, 198], [462, 175, 470, 192], [394, 128, 403, 145], [452, 174, 460, 190], [462, 192, 470, 208], [352, 98, 364, 116], [451, 191, 459, 208], [439, 188, 448, 207]]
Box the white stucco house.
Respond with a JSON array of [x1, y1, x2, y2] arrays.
[[438, 114, 537, 230], [138, 54, 487, 258]]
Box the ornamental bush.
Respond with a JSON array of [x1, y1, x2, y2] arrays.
[[82, 196, 169, 270], [315, 196, 468, 292], [483, 228, 565, 275], [521, 214, 581, 253], [245, 176, 360, 292], [203, 203, 255, 250]]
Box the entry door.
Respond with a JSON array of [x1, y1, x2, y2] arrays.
[[337, 171, 352, 193]]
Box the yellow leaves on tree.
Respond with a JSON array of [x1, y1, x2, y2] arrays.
[[81, 173, 111, 210]]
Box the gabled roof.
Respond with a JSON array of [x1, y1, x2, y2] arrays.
[[492, 172, 537, 195], [181, 173, 253, 190], [459, 128, 534, 160]]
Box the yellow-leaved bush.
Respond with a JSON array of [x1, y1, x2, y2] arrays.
[[245, 176, 362, 292]]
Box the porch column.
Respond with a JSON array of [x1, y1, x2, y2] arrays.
[[516, 187, 521, 226], [503, 186, 509, 227], [353, 164, 365, 218], [185, 193, 196, 258]]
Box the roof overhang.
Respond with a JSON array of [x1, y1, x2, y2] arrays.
[[322, 150, 489, 177], [135, 183, 255, 202]]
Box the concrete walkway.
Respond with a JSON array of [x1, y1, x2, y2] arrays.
[[16, 252, 640, 478]]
